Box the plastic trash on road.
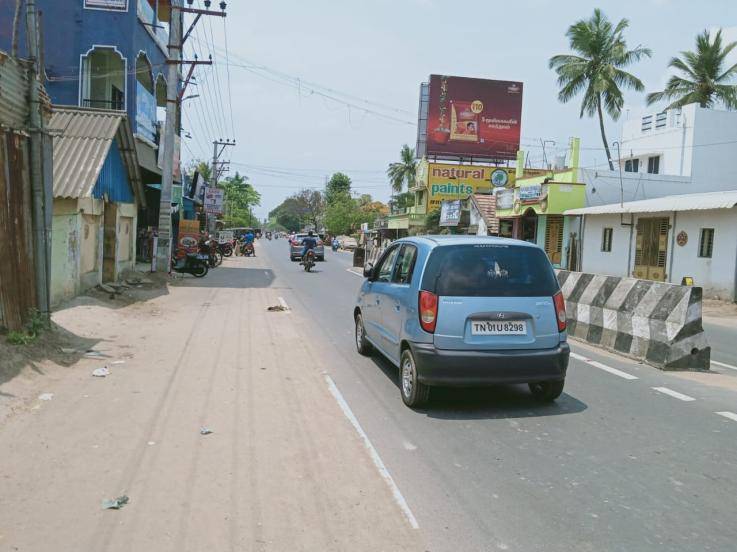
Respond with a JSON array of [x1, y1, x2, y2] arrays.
[[38, 393, 54, 401], [267, 305, 287, 312], [200, 427, 213, 435], [92, 367, 110, 377], [102, 495, 129, 510]]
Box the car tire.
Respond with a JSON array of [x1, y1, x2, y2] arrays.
[[400, 348, 429, 408], [355, 313, 373, 356], [528, 380, 565, 402]]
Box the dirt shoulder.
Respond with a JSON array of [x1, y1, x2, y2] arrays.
[[0, 255, 424, 552]]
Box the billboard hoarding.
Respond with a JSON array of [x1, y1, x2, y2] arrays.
[[178, 219, 200, 253], [426, 162, 514, 210], [424, 75, 522, 161]]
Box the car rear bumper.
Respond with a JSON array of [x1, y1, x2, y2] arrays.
[[410, 342, 569, 386]]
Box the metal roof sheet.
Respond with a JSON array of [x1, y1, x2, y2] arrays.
[[564, 190, 737, 216], [48, 107, 144, 206], [0, 51, 52, 129]]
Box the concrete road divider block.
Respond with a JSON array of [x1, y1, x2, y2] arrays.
[[557, 270, 710, 371]]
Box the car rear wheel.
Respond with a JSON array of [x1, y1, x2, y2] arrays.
[[355, 313, 372, 356], [400, 348, 429, 408], [528, 380, 565, 402]]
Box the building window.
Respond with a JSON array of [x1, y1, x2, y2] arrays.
[[647, 156, 660, 174], [641, 115, 652, 132], [655, 111, 667, 129], [698, 228, 714, 258], [624, 159, 639, 173], [601, 227, 613, 252], [80, 46, 126, 110]]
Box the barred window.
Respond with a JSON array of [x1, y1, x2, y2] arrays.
[[698, 228, 714, 258], [601, 227, 613, 252]]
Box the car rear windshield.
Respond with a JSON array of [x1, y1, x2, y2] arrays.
[[421, 244, 559, 297]]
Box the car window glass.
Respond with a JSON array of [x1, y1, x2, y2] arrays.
[[392, 245, 417, 285], [375, 246, 400, 283], [421, 244, 559, 297]]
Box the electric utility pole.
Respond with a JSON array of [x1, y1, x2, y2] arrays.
[[207, 139, 235, 232], [156, 0, 226, 271], [26, 0, 51, 316]]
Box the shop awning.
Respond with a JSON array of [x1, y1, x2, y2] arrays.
[[565, 190, 737, 216]]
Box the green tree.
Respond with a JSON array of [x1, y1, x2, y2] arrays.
[[324, 191, 358, 235], [294, 189, 325, 231], [549, 9, 651, 170], [269, 197, 303, 232], [647, 30, 737, 110], [325, 172, 352, 205], [220, 172, 261, 227], [186, 159, 212, 183], [386, 144, 417, 193]]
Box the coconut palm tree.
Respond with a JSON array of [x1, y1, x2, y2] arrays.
[[549, 9, 651, 170], [647, 30, 737, 110], [386, 144, 416, 194]]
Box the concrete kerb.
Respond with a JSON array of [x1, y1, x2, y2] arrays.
[[557, 270, 711, 371]]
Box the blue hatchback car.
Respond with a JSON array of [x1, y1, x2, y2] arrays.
[[354, 236, 569, 407]]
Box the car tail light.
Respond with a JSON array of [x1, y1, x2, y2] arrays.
[[419, 291, 438, 333], [553, 291, 567, 332]]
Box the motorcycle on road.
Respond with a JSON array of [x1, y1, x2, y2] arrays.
[[302, 250, 316, 272]]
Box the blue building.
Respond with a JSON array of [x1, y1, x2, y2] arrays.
[[0, 0, 181, 228]]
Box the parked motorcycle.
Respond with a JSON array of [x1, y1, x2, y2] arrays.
[[240, 241, 255, 257], [200, 239, 222, 268], [302, 249, 316, 272], [171, 251, 208, 277], [218, 241, 233, 257]]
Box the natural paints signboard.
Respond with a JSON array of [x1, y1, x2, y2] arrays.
[[426, 162, 514, 210]]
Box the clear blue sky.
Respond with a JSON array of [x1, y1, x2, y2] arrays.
[[180, 0, 737, 220]]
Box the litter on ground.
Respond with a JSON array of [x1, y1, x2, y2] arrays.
[[200, 427, 213, 435], [267, 305, 287, 312], [92, 367, 110, 377], [38, 393, 54, 401], [102, 495, 129, 510]]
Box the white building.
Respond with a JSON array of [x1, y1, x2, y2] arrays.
[[566, 191, 737, 301], [579, 104, 737, 206]]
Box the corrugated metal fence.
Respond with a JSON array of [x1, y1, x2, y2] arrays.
[[0, 51, 40, 330]]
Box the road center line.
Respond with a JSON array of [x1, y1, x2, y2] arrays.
[[711, 360, 737, 372], [346, 268, 363, 277], [324, 375, 419, 530], [570, 352, 638, 380], [652, 387, 696, 402], [715, 411, 737, 422]]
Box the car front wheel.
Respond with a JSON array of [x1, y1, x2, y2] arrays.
[[528, 380, 565, 402], [400, 348, 429, 408]]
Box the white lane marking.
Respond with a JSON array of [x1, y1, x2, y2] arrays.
[[570, 352, 638, 380], [711, 360, 737, 372], [715, 411, 737, 422], [346, 268, 363, 277], [277, 297, 290, 311], [324, 375, 419, 529], [652, 387, 696, 402]]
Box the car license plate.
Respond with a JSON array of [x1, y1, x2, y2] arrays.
[[471, 320, 527, 335]]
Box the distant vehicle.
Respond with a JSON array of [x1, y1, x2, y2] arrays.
[[338, 236, 358, 250], [290, 233, 325, 261], [354, 236, 569, 408]]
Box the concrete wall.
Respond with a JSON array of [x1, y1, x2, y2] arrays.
[[690, 107, 737, 191], [579, 209, 737, 301]]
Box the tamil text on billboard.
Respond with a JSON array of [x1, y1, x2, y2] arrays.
[[425, 75, 522, 160], [426, 162, 514, 210]]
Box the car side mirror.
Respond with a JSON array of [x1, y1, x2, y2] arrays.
[[363, 263, 374, 279]]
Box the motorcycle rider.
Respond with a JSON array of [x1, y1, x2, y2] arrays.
[[300, 230, 318, 265], [243, 229, 256, 256]]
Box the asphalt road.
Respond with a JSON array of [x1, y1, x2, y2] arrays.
[[261, 238, 737, 552]]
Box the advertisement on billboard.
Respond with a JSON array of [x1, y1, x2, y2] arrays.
[[178, 219, 201, 253], [425, 75, 523, 160], [426, 162, 514, 210], [203, 187, 224, 215], [439, 200, 462, 227]]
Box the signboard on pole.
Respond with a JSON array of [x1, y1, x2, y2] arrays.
[[178, 219, 201, 253], [424, 75, 523, 161], [439, 200, 462, 227], [203, 187, 224, 215]]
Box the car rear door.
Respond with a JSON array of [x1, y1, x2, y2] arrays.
[[362, 245, 401, 348], [379, 244, 418, 363], [424, 243, 561, 351]]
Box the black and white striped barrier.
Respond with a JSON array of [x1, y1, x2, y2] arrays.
[[557, 270, 711, 371]]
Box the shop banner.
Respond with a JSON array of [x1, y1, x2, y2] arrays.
[[439, 200, 462, 227], [427, 162, 513, 210], [496, 189, 515, 210], [203, 187, 224, 215], [519, 184, 542, 202], [178, 219, 201, 253], [425, 75, 523, 160]]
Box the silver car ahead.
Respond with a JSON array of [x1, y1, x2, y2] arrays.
[[289, 233, 325, 261]]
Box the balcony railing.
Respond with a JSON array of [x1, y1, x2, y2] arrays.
[[83, 98, 124, 110]]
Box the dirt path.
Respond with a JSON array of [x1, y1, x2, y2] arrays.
[[0, 251, 424, 551]]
